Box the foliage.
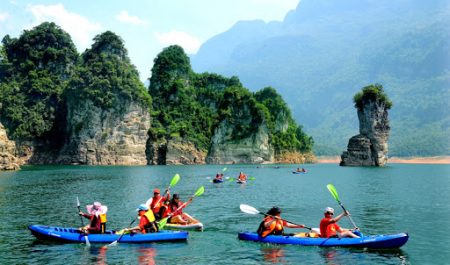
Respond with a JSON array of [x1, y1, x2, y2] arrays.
[[255, 87, 313, 153], [67, 31, 151, 109], [0, 22, 77, 139], [353, 83, 392, 111]]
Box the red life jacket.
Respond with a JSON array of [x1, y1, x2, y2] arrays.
[[150, 195, 165, 214]]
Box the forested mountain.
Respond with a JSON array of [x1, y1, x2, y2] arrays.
[[192, 0, 450, 156]]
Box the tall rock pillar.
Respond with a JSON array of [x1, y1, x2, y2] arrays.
[[340, 84, 391, 166]]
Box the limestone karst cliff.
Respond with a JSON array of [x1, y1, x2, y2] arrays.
[[340, 84, 391, 166], [0, 123, 19, 170]]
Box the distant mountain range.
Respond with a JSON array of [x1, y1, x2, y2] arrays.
[[191, 0, 450, 156]]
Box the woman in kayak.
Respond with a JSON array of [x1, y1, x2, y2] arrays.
[[79, 201, 107, 234], [237, 172, 247, 182], [319, 207, 359, 238], [168, 194, 199, 224], [126, 204, 158, 233], [214, 173, 223, 181], [145, 188, 170, 220], [257, 206, 307, 238]]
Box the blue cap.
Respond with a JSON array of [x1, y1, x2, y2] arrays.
[[136, 204, 148, 211]]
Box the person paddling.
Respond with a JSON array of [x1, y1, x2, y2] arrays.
[[126, 204, 158, 234], [319, 207, 359, 238], [168, 194, 199, 224], [145, 188, 170, 220], [79, 201, 107, 234], [214, 172, 223, 181], [257, 206, 306, 238], [237, 172, 247, 182]]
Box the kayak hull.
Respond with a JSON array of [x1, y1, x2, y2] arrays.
[[29, 225, 188, 243], [292, 171, 307, 174], [238, 232, 408, 249], [164, 222, 204, 231], [213, 179, 224, 183], [237, 180, 247, 184]]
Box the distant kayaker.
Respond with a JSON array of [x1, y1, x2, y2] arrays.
[[257, 206, 306, 238], [214, 173, 223, 181], [126, 204, 158, 233], [319, 207, 359, 238], [145, 188, 170, 220], [79, 201, 107, 234], [168, 194, 199, 224], [237, 172, 247, 182]]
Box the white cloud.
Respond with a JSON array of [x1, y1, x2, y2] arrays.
[[26, 4, 102, 51], [0, 12, 9, 22], [154, 30, 201, 54], [116, 10, 148, 26]]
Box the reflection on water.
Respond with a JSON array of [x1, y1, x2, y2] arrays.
[[90, 246, 108, 265], [261, 246, 286, 263], [318, 248, 410, 265], [138, 246, 157, 265]]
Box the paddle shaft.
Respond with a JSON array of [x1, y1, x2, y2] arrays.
[[336, 200, 358, 229], [114, 218, 136, 244], [260, 212, 311, 230], [76, 197, 85, 227]]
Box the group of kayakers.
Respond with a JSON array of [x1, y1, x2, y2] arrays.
[[257, 206, 360, 238], [213, 171, 248, 182], [78, 188, 199, 235]]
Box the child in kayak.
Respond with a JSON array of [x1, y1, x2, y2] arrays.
[[257, 206, 306, 237], [126, 204, 158, 233], [214, 173, 223, 182], [319, 207, 359, 238], [168, 194, 199, 224], [79, 201, 107, 234]]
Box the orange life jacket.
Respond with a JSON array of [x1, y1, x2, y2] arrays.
[[258, 216, 284, 238]]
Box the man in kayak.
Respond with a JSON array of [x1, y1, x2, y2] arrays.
[[319, 207, 359, 238], [145, 188, 170, 220], [237, 172, 247, 182], [257, 206, 307, 238], [168, 194, 199, 224], [79, 201, 107, 234], [126, 204, 158, 233]]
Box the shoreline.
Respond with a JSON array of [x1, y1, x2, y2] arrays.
[[316, 156, 450, 164]]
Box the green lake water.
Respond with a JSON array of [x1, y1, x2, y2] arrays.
[[0, 163, 449, 264]]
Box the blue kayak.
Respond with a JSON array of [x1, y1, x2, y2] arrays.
[[292, 171, 307, 174], [238, 232, 408, 249], [213, 178, 224, 183], [29, 225, 188, 243]]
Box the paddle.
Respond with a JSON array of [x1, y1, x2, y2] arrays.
[[77, 196, 90, 246], [157, 186, 205, 230], [151, 174, 180, 208], [108, 218, 137, 246], [326, 184, 358, 229], [240, 204, 311, 230]]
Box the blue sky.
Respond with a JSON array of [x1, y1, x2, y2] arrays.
[[0, 0, 299, 81]]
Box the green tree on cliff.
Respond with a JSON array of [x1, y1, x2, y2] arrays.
[[67, 31, 151, 109], [353, 83, 393, 111], [255, 87, 314, 153], [0, 22, 78, 140]]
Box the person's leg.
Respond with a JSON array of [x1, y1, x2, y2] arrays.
[[182, 213, 199, 224], [338, 230, 360, 238], [170, 215, 188, 224]]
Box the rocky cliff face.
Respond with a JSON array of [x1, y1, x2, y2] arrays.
[[340, 101, 390, 166], [58, 98, 150, 165], [147, 138, 206, 165], [206, 120, 274, 164], [0, 123, 20, 170]]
